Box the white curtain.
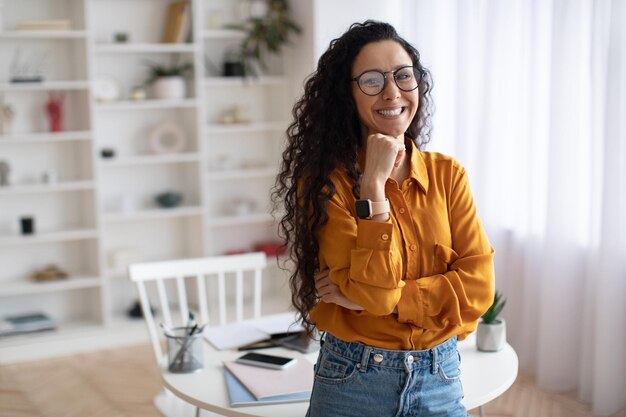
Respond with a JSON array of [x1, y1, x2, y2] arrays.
[[404, 0, 626, 415]]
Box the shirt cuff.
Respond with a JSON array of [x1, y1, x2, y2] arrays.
[[396, 280, 425, 326], [356, 219, 393, 250]]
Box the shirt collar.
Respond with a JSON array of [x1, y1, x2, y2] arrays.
[[407, 139, 429, 194]]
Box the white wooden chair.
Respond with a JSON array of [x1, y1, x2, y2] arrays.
[[128, 252, 267, 417]]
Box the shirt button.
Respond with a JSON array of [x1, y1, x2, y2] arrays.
[[399, 208, 406, 214], [410, 244, 417, 251], [373, 353, 384, 363], [381, 234, 389, 241]]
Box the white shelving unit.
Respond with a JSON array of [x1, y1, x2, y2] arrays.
[[0, 0, 294, 360], [0, 0, 102, 356]]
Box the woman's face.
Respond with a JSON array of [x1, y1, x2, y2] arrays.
[[351, 40, 419, 140]]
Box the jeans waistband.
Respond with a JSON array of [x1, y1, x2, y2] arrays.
[[322, 333, 458, 371]]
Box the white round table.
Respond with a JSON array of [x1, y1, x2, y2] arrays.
[[161, 333, 518, 417]]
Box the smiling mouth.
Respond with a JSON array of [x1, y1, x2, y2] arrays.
[[377, 107, 405, 117]]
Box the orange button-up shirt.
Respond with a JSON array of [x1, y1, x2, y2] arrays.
[[310, 141, 495, 350]]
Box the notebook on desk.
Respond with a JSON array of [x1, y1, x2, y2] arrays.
[[223, 368, 311, 407], [223, 354, 313, 407]]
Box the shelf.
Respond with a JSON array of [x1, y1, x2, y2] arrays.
[[0, 81, 90, 92], [99, 153, 202, 167], [205, 121, 287, 134], [201, 29, 245, 40], [0, 276, 101, 297], [103, 206, 204, 223], [206, 167, 276, 180], [0, 31, 88, 40], [0, 229, 99, 247], [204, 76, 287, 87], [0, 181, 95, 196], [0, 131, 92, 144], [206, 213, 274, 227], [95, 43, 197, 54], [96, 98, 198, 110]]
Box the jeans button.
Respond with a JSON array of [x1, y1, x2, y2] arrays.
[[407, 355, 414, 364], [373, 353, 384, 363]]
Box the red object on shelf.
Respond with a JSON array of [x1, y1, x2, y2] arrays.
[[253, 242, 286, 257], [45, 93, 64, 132], [223, 249, 248, 256]]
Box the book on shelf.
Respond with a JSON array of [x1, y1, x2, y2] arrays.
[[0, 312, 56, 337], [15, 20, 72, 31], [161, 1, 191, 43], [223, 354, 313, 407]]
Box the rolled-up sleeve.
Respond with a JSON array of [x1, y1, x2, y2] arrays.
[[318, 194, 405, 316]]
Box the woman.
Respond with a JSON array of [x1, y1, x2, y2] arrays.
[[274, 20, 495, 417]]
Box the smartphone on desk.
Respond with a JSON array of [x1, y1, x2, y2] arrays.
[[235, 352, 296, 370]]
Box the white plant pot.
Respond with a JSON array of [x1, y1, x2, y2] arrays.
[[476, 319, 506, 352], [152, 76, 186, 100]]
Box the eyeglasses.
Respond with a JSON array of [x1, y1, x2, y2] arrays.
[[351, 65, 419, 96]]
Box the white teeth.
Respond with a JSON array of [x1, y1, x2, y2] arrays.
[[378, 108, 403, 117]]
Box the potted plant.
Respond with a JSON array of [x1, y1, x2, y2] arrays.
[[476, 291, 507, 351], [228, 0, 301, 76], [145, 61, 193, 100]]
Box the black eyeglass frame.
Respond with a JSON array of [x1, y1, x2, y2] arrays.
[[351, 65, 420, 96]]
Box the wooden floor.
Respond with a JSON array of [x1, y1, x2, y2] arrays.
[[0, 343, 624, 417]]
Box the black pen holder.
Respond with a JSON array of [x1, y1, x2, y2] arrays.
[[165, 326, 204, 373]]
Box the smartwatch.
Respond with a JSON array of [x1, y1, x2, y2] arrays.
[[355, 199, 390, 219]]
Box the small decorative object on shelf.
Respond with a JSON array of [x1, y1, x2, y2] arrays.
[[228, 0, 301, 76], [225, 197, 256, 216], [223, 49, 244, 77], [219, 105, 250, 124], [107, 247, 143, 271], [207, 9, 223, 29], [476, 290, 507, 352], [100, 148, 116, 158], [45, 92, 64, 132], [127, 299, 155, 319], [130, 86, 147, 101], [19, 216, 35, 235], [40, 169, 58, 184], [113, 32, 129, 43], [0, 95, 15, 135], [0, 160, 10, 186], [253, 241, 286, 257], [148, 121, 186, 154], [10, 49, 46, 83], [30, 264, 69, 282], [155, 191, 183, 208], [145, 60, 193, 99], [94, 76, 121, 103]]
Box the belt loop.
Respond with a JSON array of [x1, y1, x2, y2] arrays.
[[431, 347, 439, 374], [359, 346, 372, 372]]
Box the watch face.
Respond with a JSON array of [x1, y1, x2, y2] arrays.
[[355, 200, 371, 218]]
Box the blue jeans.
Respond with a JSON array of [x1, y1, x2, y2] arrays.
[[306, 333, 468, 417]]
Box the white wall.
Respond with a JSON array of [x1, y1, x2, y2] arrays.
[[289, 0, 406, 101]]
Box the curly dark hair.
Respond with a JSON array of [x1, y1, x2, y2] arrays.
[[272, 20, 434, 332]]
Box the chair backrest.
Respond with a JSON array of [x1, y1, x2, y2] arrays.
[[128, 252, 267, 364]]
